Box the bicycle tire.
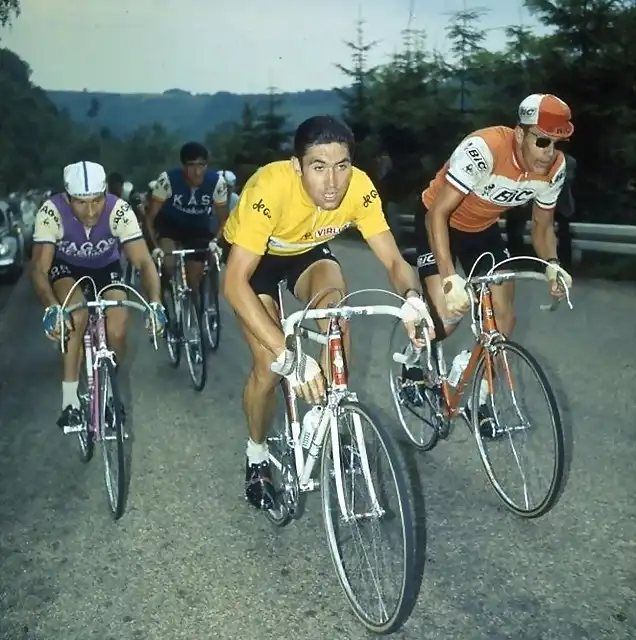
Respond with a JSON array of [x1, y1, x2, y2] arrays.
[[320, 401, 418, 634], [162, 284, 181, 368], [387, 322, 440, 451], [76, 356, 94, 463], [182, 291, 207, 391], [471, 340, 565, 518], [99, 359, 130, 520], [264, 381, 298, 527], [200, 269, 221, 351]]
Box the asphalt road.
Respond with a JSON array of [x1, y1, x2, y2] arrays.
[[0, 240, 634, 639]]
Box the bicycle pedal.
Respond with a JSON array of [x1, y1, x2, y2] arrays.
[[63, 425, 84, 434]]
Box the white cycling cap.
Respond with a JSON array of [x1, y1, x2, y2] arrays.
[[122, 181, 134, 200], [219, 169, 236, 186], [64, 161, 107, 198]]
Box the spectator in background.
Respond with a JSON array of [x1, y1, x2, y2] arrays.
[[554, 153, 576, 268]]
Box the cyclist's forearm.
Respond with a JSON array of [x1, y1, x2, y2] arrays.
[[531, 223, 558, 261], [224, 282, 286, 356], [427, 212, 455, 279], [31, 265, 58, 308], [388, 258, 421, 298], [138, 261, 162, 303]]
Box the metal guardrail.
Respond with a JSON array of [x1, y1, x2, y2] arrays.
[[398, 213, 636, 258]]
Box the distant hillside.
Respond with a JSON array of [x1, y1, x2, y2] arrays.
[[46, 88, 344, 139]]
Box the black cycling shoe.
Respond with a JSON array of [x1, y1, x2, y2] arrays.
[[465, 404, 501, 440], [56, 405, 82, 430], [401, 365, 425, 407], [245, 460, 277, 511]]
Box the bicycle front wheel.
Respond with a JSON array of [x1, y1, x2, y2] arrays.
[[162, 285, 181, 368], [182, 291, 207, 391], [99, 359, 131, 520], [321, 401, 417, 634], [472, 340, 565, 518], [200, 269, 221, 351]]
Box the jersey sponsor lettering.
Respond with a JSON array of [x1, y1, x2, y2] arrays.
[[362, 189, 379, 208], [252, 197, 272, 218], [489, 187, 535, 205], [58, 237, 118, 260]]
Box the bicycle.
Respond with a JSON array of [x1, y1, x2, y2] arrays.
[[266, 281, 423, 634], [389, 254, 573, 519], [155, 248, 211, 391], [59, 277, 160, 520], [199, 244, 222, 351]]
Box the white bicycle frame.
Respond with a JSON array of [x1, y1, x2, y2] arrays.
[[273, 286, 430, 519]]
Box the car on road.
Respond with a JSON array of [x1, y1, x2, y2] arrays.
[[0, 199, 27, 281]]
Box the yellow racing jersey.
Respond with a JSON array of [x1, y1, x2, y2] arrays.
[[223, 160, 389, 256]]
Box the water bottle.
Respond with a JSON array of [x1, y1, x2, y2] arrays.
[[301, 406, 323, 449], [447, 349, 471, 387]]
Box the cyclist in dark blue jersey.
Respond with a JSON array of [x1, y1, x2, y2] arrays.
[[146, 141, 228, 292]]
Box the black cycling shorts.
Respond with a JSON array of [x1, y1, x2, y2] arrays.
[[220, 242, 340, 300], [156, 213, 213, 263], [414, 207, 510, 280], [49, 258, 123, 297]]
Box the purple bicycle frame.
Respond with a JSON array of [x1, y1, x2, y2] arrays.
[[83, 308, 109, 437]]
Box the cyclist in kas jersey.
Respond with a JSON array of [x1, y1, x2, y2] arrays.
[[407, 93, 575, 432], [221, 115, 435, 511], [145, 142, 229, 297], [31, 161, 166, 431]]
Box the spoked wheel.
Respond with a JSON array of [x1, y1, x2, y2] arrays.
[[321, 401, 417, 634], [162, 285, 181, 368], [471, 340, 565, 518], [182, 291, 207, 391], [76, 361, 94, 463], [99, 359, 131, 520], [200, 269, 221, 351], [388, 322, 443, 451], [265, 381, 301, 527]]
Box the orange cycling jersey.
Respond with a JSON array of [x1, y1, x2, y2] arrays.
[[423, 126, 567, 232], [223, 160, 389, 256]]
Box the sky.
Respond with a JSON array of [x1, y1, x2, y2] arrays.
[[2, 0, 546, 95]]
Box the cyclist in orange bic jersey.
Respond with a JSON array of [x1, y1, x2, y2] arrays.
[[409, 93, 574, 434]]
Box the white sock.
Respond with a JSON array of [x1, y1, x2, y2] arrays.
[[62, 381, 80, 410], [246, 438, 269, 465]]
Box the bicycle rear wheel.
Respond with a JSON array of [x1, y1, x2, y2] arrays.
[[472, 340, 565, 518], [99, 359, 130, 520], [182, 291, 207, 391], [200, 268, 221, 351], [265, 381, 301, 527], [321, 401, 417, 634]]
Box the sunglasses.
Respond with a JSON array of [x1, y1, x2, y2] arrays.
[[528, 130, 569, 150]]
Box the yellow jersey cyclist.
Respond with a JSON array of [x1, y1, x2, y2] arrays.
[[407, 94, 574, 435], [146, 142, 229, 298], [31, 161, 166, 431], [221, 115, 435, 511]]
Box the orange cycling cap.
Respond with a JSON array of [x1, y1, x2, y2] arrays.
[[518, 94, 574, 139]]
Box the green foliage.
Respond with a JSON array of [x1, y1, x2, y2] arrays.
[[1, 0, 636, 225]]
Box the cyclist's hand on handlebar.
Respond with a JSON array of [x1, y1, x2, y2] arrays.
[[399, 295, 435, 348], [271, 349, 325, 404], [442, 274, 470, 316], [145, 301, 167, 336], [546, 262, 572, 299], [151, 247, 164, 263], [42, 304, 72, 342]]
